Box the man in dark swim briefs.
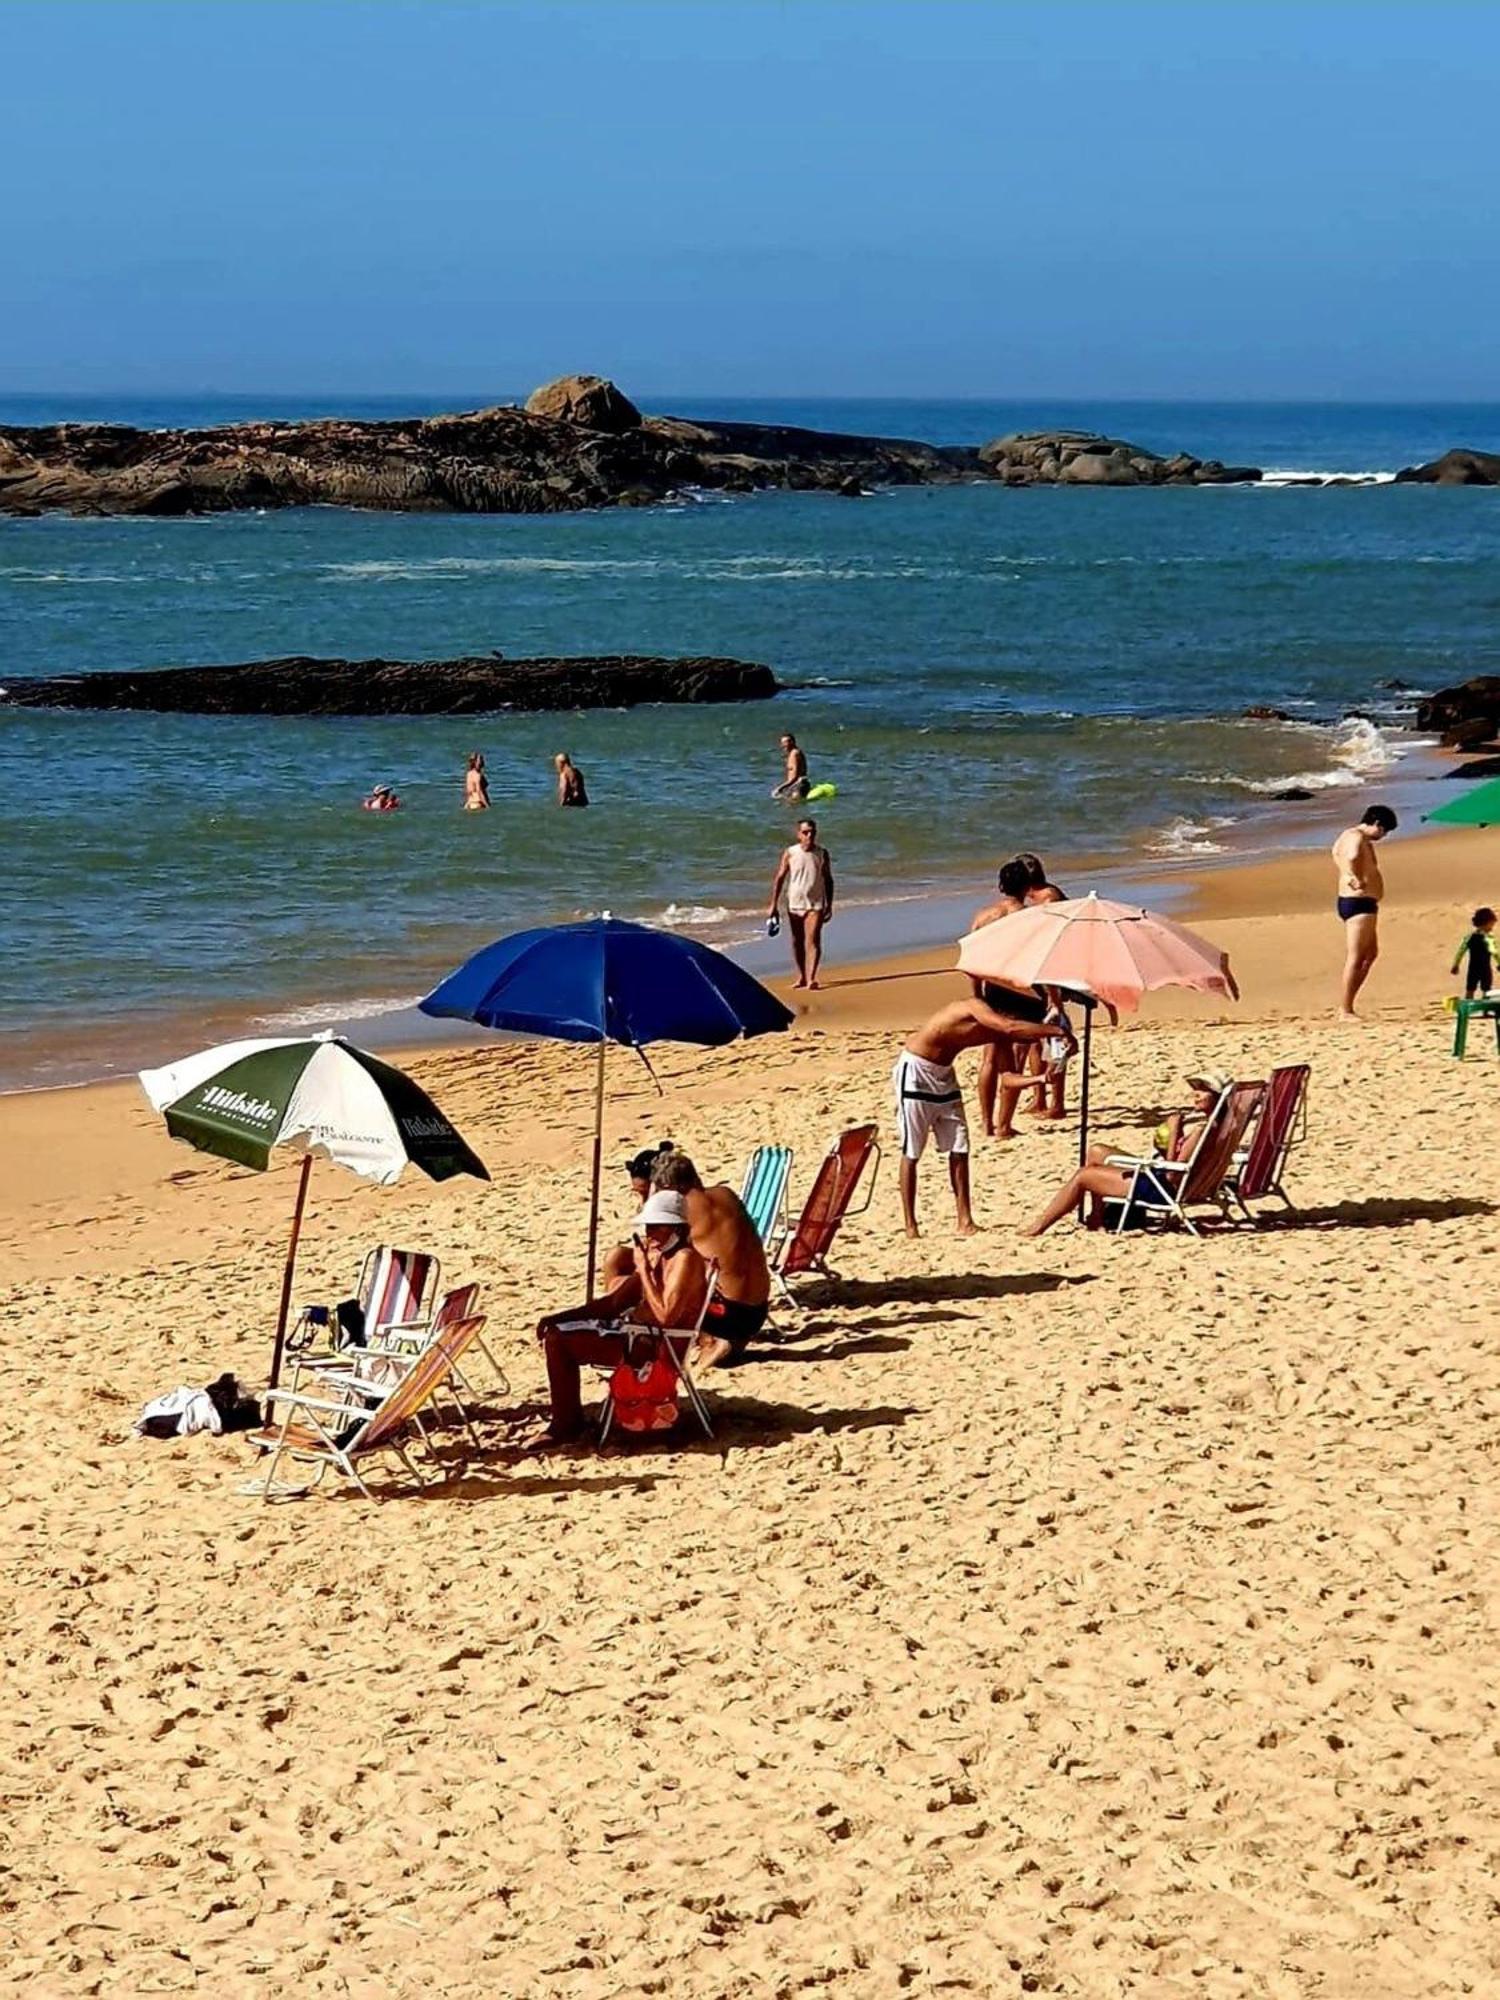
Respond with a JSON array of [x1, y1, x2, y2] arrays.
[[649, 1151, 771, 1368], [1332, 805, 1397, 1020]]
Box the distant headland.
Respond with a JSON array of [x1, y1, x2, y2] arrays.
[[1, 374, 1495, 516]]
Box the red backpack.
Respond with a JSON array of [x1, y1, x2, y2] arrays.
[[608, 1344, 680, 1433]]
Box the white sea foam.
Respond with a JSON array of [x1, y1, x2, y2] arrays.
[[1255, 468, 1397, 487], [657, 902, 736, 929], [1204, 715, 1408, 796], [1148, 815, 1237, 857], [250, 995, 422, 1031]]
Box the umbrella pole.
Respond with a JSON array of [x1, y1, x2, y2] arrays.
[[1076, 1002, 1093, 1222], [269, 1152, 313, 1391], [585, 1038, 606, 1294]]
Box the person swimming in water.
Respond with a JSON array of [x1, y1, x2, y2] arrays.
[[361, 783, 401, 812], [463, 751, 490, 811], [555, 752, 589, 808]]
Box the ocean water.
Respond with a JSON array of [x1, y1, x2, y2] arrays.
[[4, 397, 1500, 1088]]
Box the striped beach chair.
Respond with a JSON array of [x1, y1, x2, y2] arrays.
[[739, 1144, 794, 1260]]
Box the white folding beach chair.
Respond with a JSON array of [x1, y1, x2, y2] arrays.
[[1101, 1082, 1264, 1235], [247, 1313, 488, 1500]]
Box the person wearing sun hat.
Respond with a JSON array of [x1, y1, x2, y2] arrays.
[[1021, 1070, 1231, 1238], [531, 1188, 711, 1444]]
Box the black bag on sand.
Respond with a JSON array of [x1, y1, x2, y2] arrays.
[[205, 1372, 262, 1433]]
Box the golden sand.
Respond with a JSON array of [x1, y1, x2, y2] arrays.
[[4, 825, 1499, 1996]]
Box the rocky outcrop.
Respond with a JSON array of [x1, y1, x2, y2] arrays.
[[977, 431, 1262, 487], [523, 374, 642, 432], [1395, 448, 1500, 486], [1, 653, 779, 717], [1415, 676, 1500, 743], [0, 378, 976, 518]]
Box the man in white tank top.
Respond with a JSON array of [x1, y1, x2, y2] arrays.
[[767, 817, 835, 989]]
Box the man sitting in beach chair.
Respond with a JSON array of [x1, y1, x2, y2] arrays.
[[533, 1190, 711, 1445], [649, 1150, 771, 1368], [1021, 1071, 1228, 1237]]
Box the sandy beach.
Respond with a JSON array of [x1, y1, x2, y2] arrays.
[[5, 820, 1500, 1997]]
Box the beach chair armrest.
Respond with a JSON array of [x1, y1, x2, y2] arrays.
[[264, 1387, 373, 1418]]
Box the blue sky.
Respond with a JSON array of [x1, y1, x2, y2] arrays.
[[4, 1, 1498, 398]]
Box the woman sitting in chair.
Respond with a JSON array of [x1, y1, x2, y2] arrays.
[[1021, 1072, 1226, 1237], [532, 1190, 710, 1445]]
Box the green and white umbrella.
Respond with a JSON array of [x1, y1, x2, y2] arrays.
[[140, 1033, 488, 1386]]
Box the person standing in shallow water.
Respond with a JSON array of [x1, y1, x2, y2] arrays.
[[555, 752, 589, 808], [463, 751, 490, 810], [773, 732, 810, 801]]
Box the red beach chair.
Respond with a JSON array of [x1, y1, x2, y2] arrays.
[[774, 1123, 881, 1298], [1225, 1063, 1309, 1222]]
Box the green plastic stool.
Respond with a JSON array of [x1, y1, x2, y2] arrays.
[[1451, 996, 1500, 1058]]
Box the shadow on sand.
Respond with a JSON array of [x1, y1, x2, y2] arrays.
[[792, 1271, 1093, 1309], [1255, 1195, 1498, 1232]]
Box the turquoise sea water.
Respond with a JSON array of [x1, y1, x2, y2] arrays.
[[4, 398, 1500, 1088]]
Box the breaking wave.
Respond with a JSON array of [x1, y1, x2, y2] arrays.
[[1255, 468, 1398, 487], [1148, 815, 1238, 857]]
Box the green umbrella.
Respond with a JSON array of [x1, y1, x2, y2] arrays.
[[140, 1033, 487, 1386], [1425, 779, 1500, 828]]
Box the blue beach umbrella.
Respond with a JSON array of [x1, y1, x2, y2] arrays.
[[420, 917, 794, 1285]]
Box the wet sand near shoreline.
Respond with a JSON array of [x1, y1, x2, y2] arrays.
[[4, 823, 1500, 1995]]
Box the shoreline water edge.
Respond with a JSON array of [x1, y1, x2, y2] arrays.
[[0, 706, 1466, 1097]]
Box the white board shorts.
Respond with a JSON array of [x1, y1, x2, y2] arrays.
[[893, 1052, 970, 1160]]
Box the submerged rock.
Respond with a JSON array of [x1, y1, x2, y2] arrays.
[[1, 653, 780, 717]]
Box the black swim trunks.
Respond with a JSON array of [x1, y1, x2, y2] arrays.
[[1337, 896, 1379, 921], [981, 981, 1048, 1024], [703, 1294, 770, 1361]]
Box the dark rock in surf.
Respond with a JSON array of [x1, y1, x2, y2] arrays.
[[1, 653, 780, 718], [0, 378, 978, 519], [1446, 755, 1500, 780], [1446, 717, 1498, 752], [1269, 787, 1316, 801], [1415, 676, 1500, 741], [976, 430, 1262, 487], [1395, 447, 1500, 486], [1243, 706, 1291, 722]]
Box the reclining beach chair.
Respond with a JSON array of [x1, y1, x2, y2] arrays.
[[379, 1279, 508, 1391], [1224, 1063, 1308, 1222], [248, 1313, 488, 1500], [1102, 1082, 1264, 1236], [774, 1123, 881, 1298], [285, 1246, 446, 1370], [357, 1245, 439, 1344], [739, 1144, 794, 1258], [595, 1263, 721, 1444], [291, 1280, 504, 1407]]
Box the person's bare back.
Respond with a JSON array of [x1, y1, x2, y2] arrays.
[[906, 995, 1049, 1064], [682, 1182, 770, 1307]]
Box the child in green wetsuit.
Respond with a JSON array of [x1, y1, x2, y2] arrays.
[[1451, 908, 1497, 999]]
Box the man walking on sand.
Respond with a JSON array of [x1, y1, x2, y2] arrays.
[[768, 817, 834, 989], [894, 995, 1057, 1237], [1332, 804, 1397, 1019]]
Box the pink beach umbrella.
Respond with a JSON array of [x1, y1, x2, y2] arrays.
[[957, 893, 1239, 1163]]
